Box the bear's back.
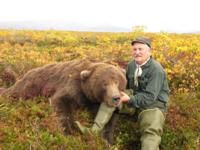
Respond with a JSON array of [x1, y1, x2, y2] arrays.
[[2, 60, 93, 99]]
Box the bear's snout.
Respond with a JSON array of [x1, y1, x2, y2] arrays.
[[112, 95, 120, 102], [112, 95, 120, 99], [104, 83, 121, 105]]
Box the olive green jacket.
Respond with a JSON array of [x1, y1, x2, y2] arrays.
[[126, 57, 170, 112]]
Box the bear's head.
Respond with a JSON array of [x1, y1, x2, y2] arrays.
[[80, 63, 127, 106]]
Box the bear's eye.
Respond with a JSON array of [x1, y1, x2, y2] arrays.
[[103, 83, 108, 87]]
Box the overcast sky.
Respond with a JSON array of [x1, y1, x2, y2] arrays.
[[0, 0, 199, 32]]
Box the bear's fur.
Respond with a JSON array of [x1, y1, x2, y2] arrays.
[[0, 62, 17, 86], [1, 60, 127, 143]]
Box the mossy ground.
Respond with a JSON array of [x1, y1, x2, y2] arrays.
[[0, 92, 199, 150], [0, 29, 200, 149]]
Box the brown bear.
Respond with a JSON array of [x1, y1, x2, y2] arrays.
[[1, 59, 127, 143]]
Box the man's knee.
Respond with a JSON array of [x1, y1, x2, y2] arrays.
[[139, 108, 165, 134]]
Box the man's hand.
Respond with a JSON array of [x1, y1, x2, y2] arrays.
[[120, 91, 130, 102], [112, 91, 130, 107]]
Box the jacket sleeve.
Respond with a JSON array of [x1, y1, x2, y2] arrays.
[[128, 69, 164, 109]]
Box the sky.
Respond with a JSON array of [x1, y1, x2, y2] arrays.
[[0, 0, 200, 32]]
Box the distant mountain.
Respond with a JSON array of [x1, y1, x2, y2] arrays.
[[0, 21, 131, 32]]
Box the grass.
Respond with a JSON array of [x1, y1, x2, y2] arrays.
[[0, 92, 199, 150], [0, 29, 200, 149]]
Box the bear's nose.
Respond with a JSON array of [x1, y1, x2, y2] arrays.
[[112, 95, 120, 102]]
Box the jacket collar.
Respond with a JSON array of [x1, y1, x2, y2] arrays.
[[141, 56, 152, 69]]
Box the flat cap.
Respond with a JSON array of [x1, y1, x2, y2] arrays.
[[131, 36, 152, 48]]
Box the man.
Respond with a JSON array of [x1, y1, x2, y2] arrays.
[[76, 36, 170, 150], [116, 36, 170, 150]]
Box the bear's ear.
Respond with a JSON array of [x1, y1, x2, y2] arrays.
[[80, 70, 91, 80]]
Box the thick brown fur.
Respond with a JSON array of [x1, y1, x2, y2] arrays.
[[1, 60, 127, 143], [0, 67, 17, 86]]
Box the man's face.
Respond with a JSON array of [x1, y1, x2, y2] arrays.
[[132, 43, 151, 65]]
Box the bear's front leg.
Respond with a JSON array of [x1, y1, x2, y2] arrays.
[[51, 89, 76, 134]]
